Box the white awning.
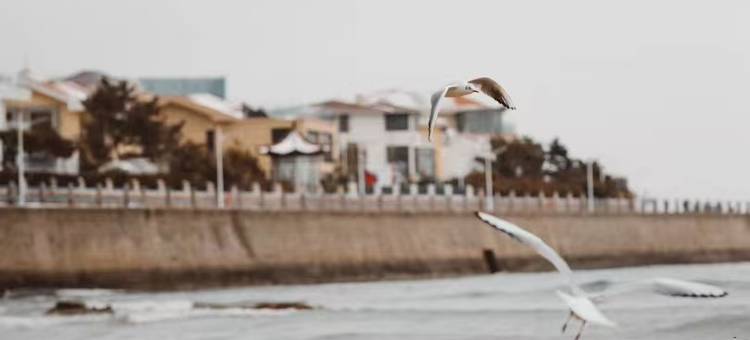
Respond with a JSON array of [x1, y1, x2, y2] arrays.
[[98, 157, 160, 175], [259, 131, 322, 156]]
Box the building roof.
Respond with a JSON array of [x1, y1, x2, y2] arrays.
[[64, 70, 107, 89], [312, 99, 420, 116], [3, 69, 103, 112], [354, 89, 427, 110], [21, 78, 87, 111], [160, 93, 244, 123], [187, 93, 245, 119]]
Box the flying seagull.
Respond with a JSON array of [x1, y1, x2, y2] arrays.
[[474, 211, 727, 340], [428, 77, 516, 141]]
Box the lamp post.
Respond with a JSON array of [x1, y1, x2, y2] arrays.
[[215, 126, 224, 208], [586, 159, 595, 213], [484, 155, 493, 211], [16, 110, 25, 206], [483, 145, 507, 212], [9, 110, 49, 207], [357, 148, 365, 196]]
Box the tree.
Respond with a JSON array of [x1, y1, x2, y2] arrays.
[[241, 103, 267, 118], [0, 125, 76, 171], [167, 142, 214, 186], [491, 136, 545, 178], [80, 77, 183, 171], [465, 136, 632, 198], [166, 142, 267, 189], [547, 138, 570, 173], [223, 148, 267, 188]]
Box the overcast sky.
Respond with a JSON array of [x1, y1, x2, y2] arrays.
[[1, 0, 749, 201]]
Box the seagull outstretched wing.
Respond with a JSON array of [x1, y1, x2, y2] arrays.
[[475, 211, 578, 291], [589, 277, 727, 303], [428, 85, 451, 141], [469, 77, 516, 110]]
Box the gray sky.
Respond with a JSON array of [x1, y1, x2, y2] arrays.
[[1, 0, 749, 201]]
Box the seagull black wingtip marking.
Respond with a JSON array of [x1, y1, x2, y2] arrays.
[[670, 291, 728, 298]]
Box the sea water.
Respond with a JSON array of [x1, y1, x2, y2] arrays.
[[1, 262, 749, 340]]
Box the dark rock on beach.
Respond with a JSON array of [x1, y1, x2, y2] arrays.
[[194, 301, 314, 310], [253, 302, 314, 310], [45, 300, 114, 315]]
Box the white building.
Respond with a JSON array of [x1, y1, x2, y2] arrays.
[[0, 73, 31, 130], [1, 69, 81, 174], [272, 99, 437, 188], [323, 100, 437, 187], [269, 90, 515, 188]]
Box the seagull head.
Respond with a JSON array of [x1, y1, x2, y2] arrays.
[[465, 83, 480, 94]]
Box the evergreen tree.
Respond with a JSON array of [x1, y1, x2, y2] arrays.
[[465, 136, 631, 198], [80, 77, 183, 171]]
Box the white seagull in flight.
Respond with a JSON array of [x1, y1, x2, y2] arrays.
[[474, 211, 728, 340], [428, 77, 516, 141]]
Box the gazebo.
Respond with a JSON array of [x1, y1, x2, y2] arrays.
[[260, 131, 325, 193]]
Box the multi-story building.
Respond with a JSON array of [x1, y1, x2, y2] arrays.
[[272, 90, 517, 187], [1, 70, 85, 174], [431, 95, 514, 180], [158, 93, 337, 180], [435, 95, 513, 136], [273, 99, 442, 188], [1, 70, 337, 184]]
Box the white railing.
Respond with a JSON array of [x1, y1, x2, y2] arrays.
[[0, 179, 746, 215]]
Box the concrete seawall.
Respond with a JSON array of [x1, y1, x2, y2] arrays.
[[1, 208, 749, 289]]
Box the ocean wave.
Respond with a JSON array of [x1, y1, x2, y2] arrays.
[[56, 289, 121, 299], [0, 314, 111, 329], [0, 298, 299, 329], [112, 300, 295, 324]]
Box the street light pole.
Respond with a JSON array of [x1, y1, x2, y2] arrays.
[[484, 156, 493, 211], [357, 148, 365, 196], [586, 159, 594, 213], [483, 145, 505, 212], [16, 110, 25, 206], [215, 126, 224, 208]]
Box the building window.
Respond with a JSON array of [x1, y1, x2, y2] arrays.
[[206, 129, 215, 152], [319, 132, 333, 162], [455, 110, 504, 134], [306, 130, 333, 161], [6, 109, 56, 130], [29, 109, 54, 130], [416, 148, 436, 180], [306, 131, 320, 143], [271, 128, 291, 144], [385, 113, 409, 131], [455, 112, 467, 132], [386, 146, 410, 181], [338, 114, 349, 132]]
